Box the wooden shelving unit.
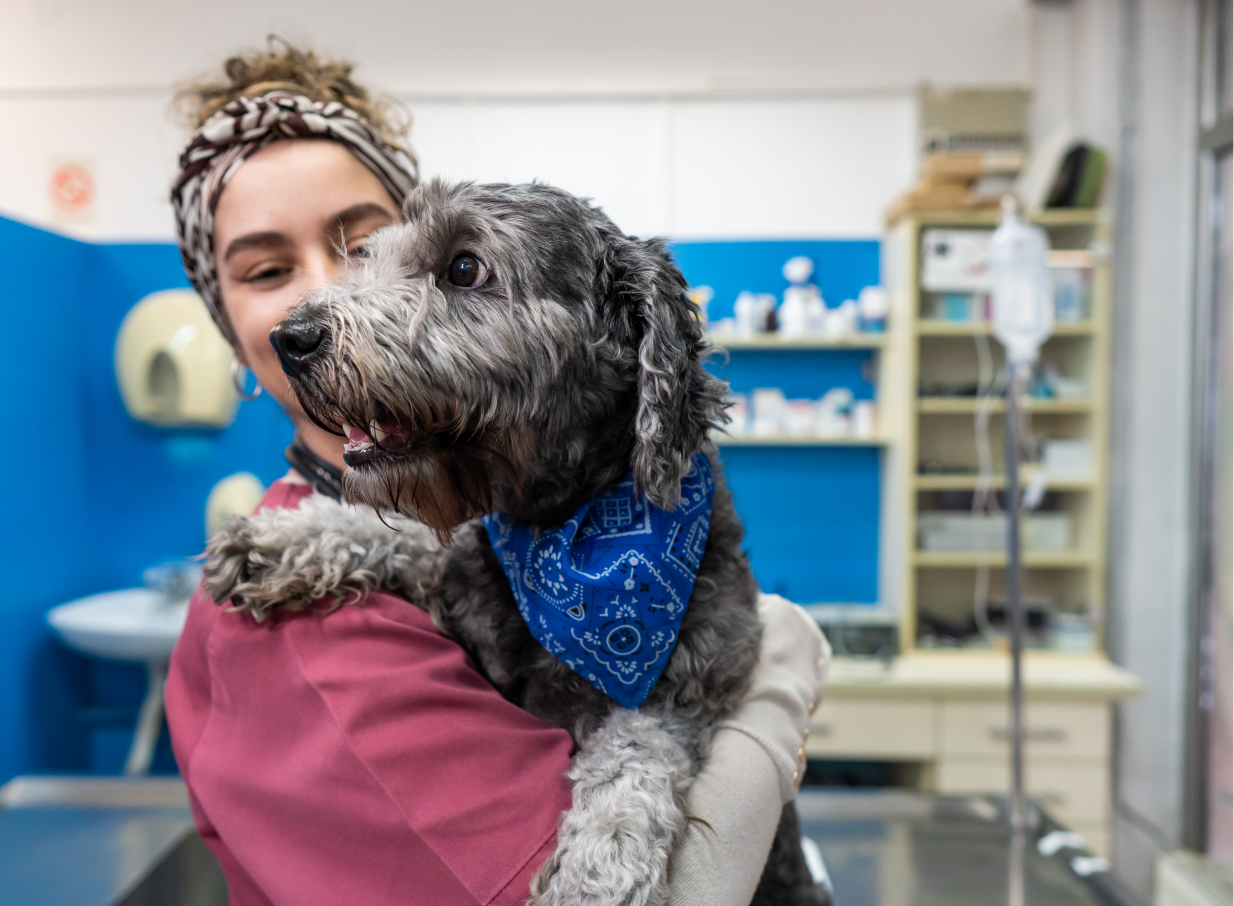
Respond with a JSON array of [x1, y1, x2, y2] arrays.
[[913, 474, 1095, 491], [811, 207, 1133, 855], [916, 397, 1093, 414], [912, 551, 1096, 569], [915, 320, 1096, 337], [882, 209, 1113, 656], [712, 433, 888, 447], [709, 333, 887, 349]]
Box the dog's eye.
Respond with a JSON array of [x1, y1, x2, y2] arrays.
[[447, 254, 488, 288]]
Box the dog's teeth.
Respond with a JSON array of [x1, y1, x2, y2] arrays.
[[371, 422, 388, 443], [341, 423, 354, 437]]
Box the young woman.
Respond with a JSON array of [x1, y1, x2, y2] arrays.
[[164, 41, 828, 906]]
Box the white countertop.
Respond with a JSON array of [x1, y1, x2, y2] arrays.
[[825, 652, 1142, 701]]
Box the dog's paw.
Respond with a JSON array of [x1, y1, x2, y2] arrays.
[[201, 495, 444, 621], [201, 513, 326, 619], [201, 514, 262, 603], [527, 710, 691, 906], [527, 792, 676, 906], [530, 844, 672, 906]]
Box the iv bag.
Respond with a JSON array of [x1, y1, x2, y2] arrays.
[[990, 197, 1053, 365]]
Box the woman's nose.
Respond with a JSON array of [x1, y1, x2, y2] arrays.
[[269, 316, 324, 376], [300, 245, 347, 293]]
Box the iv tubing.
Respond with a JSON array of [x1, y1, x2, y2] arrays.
[[1005, 363, 1029, 906]]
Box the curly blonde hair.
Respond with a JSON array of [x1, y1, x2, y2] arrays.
[[176, 36, 415, 163]]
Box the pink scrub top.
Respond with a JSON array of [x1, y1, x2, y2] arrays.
[[166, 479, 575, 906]]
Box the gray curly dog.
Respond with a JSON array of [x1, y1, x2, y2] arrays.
[[203, 180, 826, 906]]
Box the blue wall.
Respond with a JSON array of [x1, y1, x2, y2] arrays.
[[671, 240, 883, 605], [0, 223, 881, 783], [0, 215, 294, 783]]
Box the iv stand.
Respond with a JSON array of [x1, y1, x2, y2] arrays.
[[1005, 362, 1029, 906]]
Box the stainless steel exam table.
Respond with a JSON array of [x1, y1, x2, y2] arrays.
[[0, 778, 1131, 906], [798, 789, 1134, 906], [0, 776, 224, 906]]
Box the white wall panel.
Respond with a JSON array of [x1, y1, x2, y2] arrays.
[[668, 96, 917, 238], [403, 101, 480, 184], [411, 100, 671, 238], [410, 95, 918, 241]]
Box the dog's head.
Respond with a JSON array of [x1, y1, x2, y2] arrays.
[[272, 179, 727, 538]]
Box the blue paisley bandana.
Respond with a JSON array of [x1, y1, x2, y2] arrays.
[[483, 452, 716, 709]]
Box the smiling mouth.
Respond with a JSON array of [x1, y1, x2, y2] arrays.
[[341, 421, 411, 467]]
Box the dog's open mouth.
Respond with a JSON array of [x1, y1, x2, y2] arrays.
[[341, 420, 412, 467]]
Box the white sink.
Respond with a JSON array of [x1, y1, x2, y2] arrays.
[[47, 588, 189, 663]]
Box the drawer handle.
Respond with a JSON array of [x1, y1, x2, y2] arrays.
[[988, 727, 1067, 743]]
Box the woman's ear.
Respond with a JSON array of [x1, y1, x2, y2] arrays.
[[605, 235, 727, 509]]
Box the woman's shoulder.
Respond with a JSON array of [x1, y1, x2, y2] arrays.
[[256, 472, 315, 513]]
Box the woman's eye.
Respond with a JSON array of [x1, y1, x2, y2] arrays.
[[348, 243, 371, 259], [447, 254, 488, 288], [245, 265, 291, 283]]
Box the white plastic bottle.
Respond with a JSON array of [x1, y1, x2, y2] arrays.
[[734, 291, 762, 337], [990, 196, 1053, 366], [779, 256, 818, 338]]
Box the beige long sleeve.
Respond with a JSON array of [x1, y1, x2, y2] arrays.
[[668, 594, 831, 906]]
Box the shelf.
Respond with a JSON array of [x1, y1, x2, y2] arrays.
[[1030, 209, 1108, 227], [904, 209, 1106, 228], [712, 433, 888, 447], [913, 551, 1095, 569], [914, 474, 1094, 491], [915, 320, 1096, 337], [825, 652, 1141, 700], [708, 333, 887, 349], [916, 397, 1092, 414]]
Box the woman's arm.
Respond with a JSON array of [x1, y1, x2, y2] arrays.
[[669, 594, 830, 906]]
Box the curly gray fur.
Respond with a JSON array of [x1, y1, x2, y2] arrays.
[[530, 710, 692, 906], [202, 494, 446, 624], [208, 180, 824, 906]]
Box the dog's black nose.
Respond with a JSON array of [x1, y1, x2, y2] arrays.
[[270, 318, 324, 376]]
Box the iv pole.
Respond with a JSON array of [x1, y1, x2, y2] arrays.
[[990, 195, 1052, 906], [1005, 361, 1028, 906]]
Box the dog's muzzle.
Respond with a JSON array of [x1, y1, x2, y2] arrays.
[[270, 316, 325, 376]]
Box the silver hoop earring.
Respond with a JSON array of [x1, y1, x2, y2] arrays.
[[231, 359, 263, 400]]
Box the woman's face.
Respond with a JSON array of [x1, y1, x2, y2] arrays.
[[213, 139, 398, 422]]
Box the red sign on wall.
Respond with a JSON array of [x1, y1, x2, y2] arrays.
[[49, 163, 95, 214]]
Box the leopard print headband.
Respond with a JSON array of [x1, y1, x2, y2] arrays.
[[171, 91, 418, 347]]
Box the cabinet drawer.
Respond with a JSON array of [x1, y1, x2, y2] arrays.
[[936, 757, 1109, 824], [941, 701, 1109, 758], [808, 699, 936, 759]]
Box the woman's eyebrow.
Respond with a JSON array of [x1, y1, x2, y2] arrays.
[[223, 231, 293, 263], [327, 202, 396, 237]]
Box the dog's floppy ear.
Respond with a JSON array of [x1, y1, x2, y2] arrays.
[[605, 235, 727, 509]]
